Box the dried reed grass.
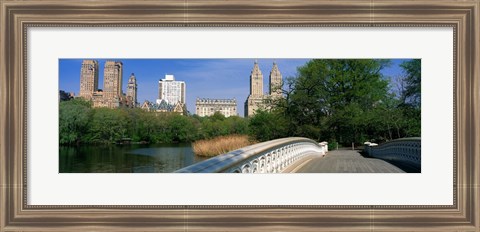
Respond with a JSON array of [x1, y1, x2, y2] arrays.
[[192, 135, 253, 157]]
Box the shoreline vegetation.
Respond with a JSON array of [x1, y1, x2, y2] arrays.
[[192, 135, 254, 157], [60, 59, 420, 149], [59, 100, 250, 145]]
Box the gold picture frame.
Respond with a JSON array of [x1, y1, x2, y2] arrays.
[[1, 0, 479, 231]]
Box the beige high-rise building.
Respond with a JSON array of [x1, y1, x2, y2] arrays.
[[126, 73, 137, 107], [103, 61, 123, 99], [249, 60, 264, 97], [269, 62, 283, 97], [79, 60, 99, 100], [95, 61, 123, 108], [244, 60, 265, 117], [196, 98, 237, 117], [244, 60, 283, 117]]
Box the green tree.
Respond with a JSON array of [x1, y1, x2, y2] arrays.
[[198, 112, 231, 139], [224, 116, 249, 135], [167, 115, 197, 142], [282, 59, 392, 145], [87, 108, 127, 143], [400, 59, 421, 107], [135, 110, 164, 143], [122, 108, 145, 142], [395, 59, 421, 137], [210, 111, 226, 122], [59, 99, 92, 144], [248, 110, 288, 142]]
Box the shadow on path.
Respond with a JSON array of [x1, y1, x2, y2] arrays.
[[359, 151, 420, 173]]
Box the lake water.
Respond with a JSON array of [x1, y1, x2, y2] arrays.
[[59, 143, 207, 173]]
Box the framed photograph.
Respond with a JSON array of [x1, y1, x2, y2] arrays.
[[1, 0, 478, 231], [58, 58, 420, 174]]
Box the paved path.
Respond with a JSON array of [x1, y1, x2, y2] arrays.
[[291, 150, 405, 173]]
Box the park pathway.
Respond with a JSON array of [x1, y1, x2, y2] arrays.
[[290, 149, 405, 173]]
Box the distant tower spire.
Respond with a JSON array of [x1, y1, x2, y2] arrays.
[[245, 60, 268, 118], [250, 60, 264, 96], [126, 73, 137, 107], [269, 61, 282, 96]]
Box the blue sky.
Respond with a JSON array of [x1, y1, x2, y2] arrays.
[[59, 59, 408, 116]]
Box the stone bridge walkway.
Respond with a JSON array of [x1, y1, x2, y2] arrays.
[[288, 149, 405, 173]]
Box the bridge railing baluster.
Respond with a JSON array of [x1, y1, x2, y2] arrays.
[[363, 137, 421, 170], [175, 137, 327, 173]]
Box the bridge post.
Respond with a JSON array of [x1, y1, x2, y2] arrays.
[[319, 142, 328, 156]]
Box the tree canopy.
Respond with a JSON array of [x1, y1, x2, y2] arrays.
[[400, 59, 421, 107], [59, 102, 249, 145], [248, 59, 421, 145]]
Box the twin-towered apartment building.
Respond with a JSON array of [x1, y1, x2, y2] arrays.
[[244, 60, 282, 117], [78, 59, 282, 117], [79, 60, 137, 109]]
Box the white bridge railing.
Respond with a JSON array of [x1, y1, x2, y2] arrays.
[[176, 137, 328, 173], [364, 137, 421, 169]]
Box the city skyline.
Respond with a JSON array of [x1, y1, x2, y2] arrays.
[[59, 58, 408, 116]]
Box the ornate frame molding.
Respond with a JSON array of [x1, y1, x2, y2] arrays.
[[1, 0, 478, 231]]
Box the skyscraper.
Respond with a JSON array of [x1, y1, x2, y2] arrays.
[[79, 60, 99, 100], [245, 60, 266, 117], [269, 61, 283, 97], [249, 60, 264, 97], [157, 74, 186, 106], [103, 61, 123, 99], [126, 73, 137, 107]]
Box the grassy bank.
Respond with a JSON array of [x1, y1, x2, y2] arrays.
[[192, 135, 253, 157]]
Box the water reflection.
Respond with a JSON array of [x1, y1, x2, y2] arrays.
[[59, 143, 206, 173]]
